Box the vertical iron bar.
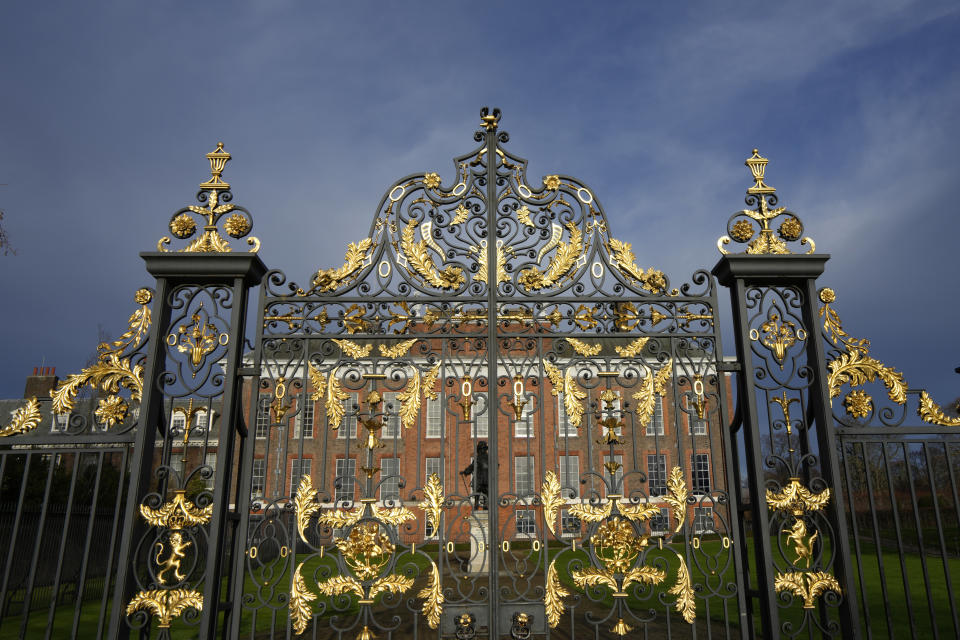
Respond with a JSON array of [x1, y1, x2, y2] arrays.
[[18, 453, 57, 638], [43, 450, 81, 639], [108, 274, 172, 639], [923, 442, 959, 637], [839, 440, 872, 640], [800, 277, 862, 639], [859, 441, 893, 638], [72, 450, 106, 635], [880, 442, 918, 640], [484, 115, 500, 638], [900, 441, 938, 639], [0, 453, 32, 633]]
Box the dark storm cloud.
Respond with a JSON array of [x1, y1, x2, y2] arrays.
[[0, 1, 957, 404]]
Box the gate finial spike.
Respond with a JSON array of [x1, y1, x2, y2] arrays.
[[480, 107, 501, 131]]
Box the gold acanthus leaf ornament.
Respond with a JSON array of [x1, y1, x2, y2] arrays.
[[378, 338, 418, 359], [566, 337, 602, 357], [516, 205, 535, 228], [323, 368, 349, 430], [518, 222, 583, 290], [632, 359, 673, 427], [614, 336, 650, 358], [568, 501, 612, 523], [766, 479, 831, 516], [125, 588, 203, 629], [0, 398, 42, 437], [309, 237, 373, 294], [316, 504, 364, 529], [315, 575, 364, 598], [827, 348, 906, 405], [607, 238, 668, 294], [333, 339, 373, 359], [396, 368, 421, 430], [472, 240, 509, 286], [662, 466, 689, 532], [918, 391, 960, 427], [540, 471, 564, 537], [400, 219, 466, 290], [544, 363, 586, 428], [417, 561, 444, 629], [290, 562, 317, 635], [422, 362, 441, 401], [418, 473, 444, 535], [53, 353, 145, 418], [368, 574, 415, 599], [295, 475, 320, 543], [139, 490, 213, 529], [774, 571, 841, 609], [668, 553, 697, 624], [544, 558, 570, 628]]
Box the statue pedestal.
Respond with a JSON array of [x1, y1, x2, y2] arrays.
[[468, 511, 488, 575]]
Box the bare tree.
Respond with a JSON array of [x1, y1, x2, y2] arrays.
[[0, 208, 12, 256]]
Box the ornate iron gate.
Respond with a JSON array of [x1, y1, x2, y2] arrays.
[[1, 109, 959, 640]]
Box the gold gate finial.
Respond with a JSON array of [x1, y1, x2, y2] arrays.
[[717, 149, 815, 255], [480, 107, 500, 131], [157, 142, 260, 253], [199, 142, 231, 190]]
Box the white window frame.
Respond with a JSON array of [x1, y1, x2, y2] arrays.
[[335, 458, 357, 504], [645, 397, 664, 436], [170, 412, 187, 433], [558, 455, 580, 499], [337, 393, 359, 439], [647, 454, 667, 496], [693, 506, 715, 534], [290, 458, 312, 497], [51, 412, 70, 433], [255, 394, 271, 439], [514, 455, 535, 497], [425, 397, 442, 438], [381, 392, 400, 439], [515, 509, 536, 537], [195, 410, 209, 430], [650, 507, 670, 534], [470, 392, 488, 438], [380, 457, 401, 501], [557, 394, 576, 437], [251, 458, 266, 497], [687, 397, 706, 435], [514, 401, 534, 438], [295, 400, 314, 439], [691, 453, 710, 495], [560, 508, 581, 537], [204, 452, 217, 488]]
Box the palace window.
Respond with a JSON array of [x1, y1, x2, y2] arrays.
[[255, 394, 271, 439], [558, 455, 580, 499], [334, 458, 356, 504], [514, 455, 535, 497], [380, 457, 400, 501], [691, 453, 710, 494], [647, 454, 667, 496]]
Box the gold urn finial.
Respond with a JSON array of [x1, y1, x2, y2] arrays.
[[745, 149, 775, 195], [199, 142, 231, 190]]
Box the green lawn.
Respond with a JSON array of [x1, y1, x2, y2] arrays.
[[3, 537, 958, 638]]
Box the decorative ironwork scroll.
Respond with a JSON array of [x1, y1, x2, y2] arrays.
[[718, 149, 815, 255]]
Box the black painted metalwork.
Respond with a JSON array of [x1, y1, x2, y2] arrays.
[[1, 109, 957, 639]]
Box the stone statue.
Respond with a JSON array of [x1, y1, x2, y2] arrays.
[[460, 441, 489, 510]]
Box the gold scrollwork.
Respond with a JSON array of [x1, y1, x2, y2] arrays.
[[50, 289, 152, 428], [0, 398, 41, 437], [753, 312, 805, 369], [309, 237, 373, 294], [126, 588, 203, 629], [472, 240, 509, 286], [918, 391, 960, 427], [544, 557, 570, 628], [544, 363, 586, 428], [607, 237, 668, 294], [400, 219, 465, 290], [566, 337, 601, 357], [140, 490, 213, 530], [632, 358, 672, 428], [662, 467, 689, 532], [614, 336, 649, 358], [717, 149, 815, 256], [518, 222, 583, 290], [767, 478, 841, 610]]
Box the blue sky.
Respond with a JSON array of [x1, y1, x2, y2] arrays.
[[1, 1, 958, 406]]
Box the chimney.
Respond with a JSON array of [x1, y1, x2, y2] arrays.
[[24, 366, 59, 399]]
